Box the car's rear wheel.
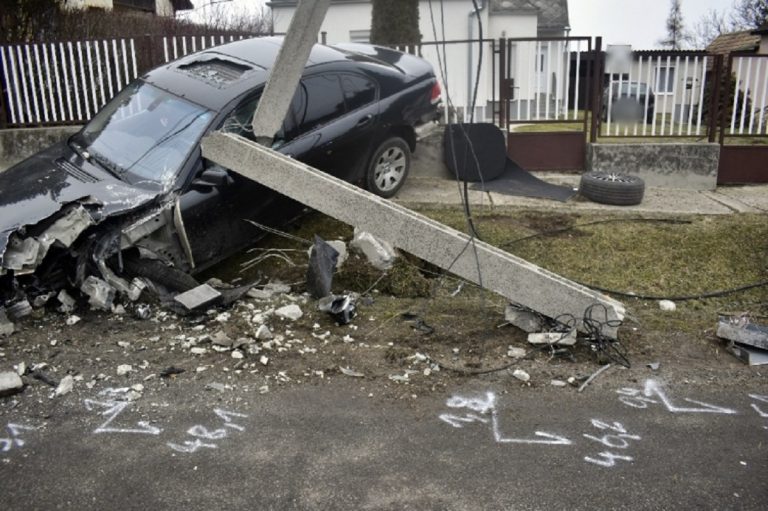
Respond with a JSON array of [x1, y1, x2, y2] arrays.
[[366, 137, 411, 198]]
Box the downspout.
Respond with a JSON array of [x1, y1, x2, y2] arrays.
[[467, 0, 487, 117]]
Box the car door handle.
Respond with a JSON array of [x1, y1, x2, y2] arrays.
[[356, 114, 373, 127]]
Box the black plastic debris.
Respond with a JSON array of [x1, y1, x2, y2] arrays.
[[400, 312, 435, 335], [160, 366, 186, 378], [307, 235, 339, 299], [318, 294, 357, 325]]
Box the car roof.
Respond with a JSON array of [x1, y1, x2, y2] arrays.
[[142, 36, 393, 111]]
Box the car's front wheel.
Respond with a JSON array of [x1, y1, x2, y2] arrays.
[[366, 137, 411, 198]]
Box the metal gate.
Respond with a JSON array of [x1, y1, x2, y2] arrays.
[[498, 36, 595, 171], [718, 52, 768, 184]]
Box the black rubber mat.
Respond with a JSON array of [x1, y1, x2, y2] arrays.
[[443, 123, 576, 202]]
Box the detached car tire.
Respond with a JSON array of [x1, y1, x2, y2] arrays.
[[579, 172, 645, 206], [122, 256, 200, 293], [366, 137, 411, 198]]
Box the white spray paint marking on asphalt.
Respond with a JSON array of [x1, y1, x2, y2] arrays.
[[83, 399, 163, 435], [440, 392, 572, 446], [167, 409, 248, 454], [583, 419, 641, 468], [617, 379, 737, 414], [0, 423, 39, 452], [748, 394, 768, 418]]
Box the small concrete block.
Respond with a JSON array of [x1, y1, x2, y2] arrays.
[[0, 308, 14, 336], [0, 371, 24, 395], [718, 319, 768, 351], [505, 304, 545, 333], [350, 229, 397, 271], [275, 304, 303, 321], [174, 284, 222, 310], [528, 330, 577, 346]]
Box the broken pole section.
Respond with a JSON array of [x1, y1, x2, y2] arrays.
[[201, 132, 626, 337], [250, 0, 331, 143]]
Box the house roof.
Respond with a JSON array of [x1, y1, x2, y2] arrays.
[[490, 0, 569, 29], [706, 30, 760, 55]]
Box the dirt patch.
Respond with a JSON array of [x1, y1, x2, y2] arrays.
[[1, 207, 766, 418]]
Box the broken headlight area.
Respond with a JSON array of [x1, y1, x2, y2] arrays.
[[0, 198, 253, 320]]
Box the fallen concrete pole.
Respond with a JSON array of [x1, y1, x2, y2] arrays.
[[201, 132, 626, 337]]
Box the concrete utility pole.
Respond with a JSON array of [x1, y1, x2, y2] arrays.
[[249, 0, 331, 144], [201, 0, 625, 336]]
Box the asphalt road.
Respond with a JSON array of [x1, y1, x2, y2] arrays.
[[1, 377, 767, 510]]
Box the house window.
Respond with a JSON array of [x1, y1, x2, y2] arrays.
[[349, 30, 371, 43], [656, 66, 676, 94]]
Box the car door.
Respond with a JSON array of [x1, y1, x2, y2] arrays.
[[279, 72, 380, 183], [178, 95, 297, 270]]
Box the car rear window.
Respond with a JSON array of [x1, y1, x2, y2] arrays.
[[341, 74, 376, 111]]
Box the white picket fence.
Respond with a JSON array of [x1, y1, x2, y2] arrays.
[[1, 39, 138, 125], [0, 34, 252, 127], [729, 55, 768, 135]]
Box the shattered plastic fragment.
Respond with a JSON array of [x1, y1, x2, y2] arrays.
[[318, 294, 357, 325], [57, 290, 77, 313], [340, 366, 364, 378], [81, 276, 116, 311], [306, 235, 340, 299]]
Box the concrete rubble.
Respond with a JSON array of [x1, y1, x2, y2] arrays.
[[504, 304, 545, 333], [350, 229, 397, 271], [0, 307, 14, 336], [718, 316, 768, 365], [174, 284, 222, 311], [528, 330, 578, 347], [0, 370, 24, 396]]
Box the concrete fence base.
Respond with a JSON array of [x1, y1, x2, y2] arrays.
[[587, 143, 720, 191]]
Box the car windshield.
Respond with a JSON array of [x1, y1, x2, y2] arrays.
[[78, 81, 213, 185]]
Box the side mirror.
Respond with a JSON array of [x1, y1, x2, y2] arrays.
[[192, 165, 230, 189]]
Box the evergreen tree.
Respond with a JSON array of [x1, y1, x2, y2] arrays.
[[659, 0, 689, 50], [370, 0, 421, 47]]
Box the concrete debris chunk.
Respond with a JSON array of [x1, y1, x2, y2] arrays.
[[727, 343, 768, 366], [264, 281, 291, 295], [659, 300, 677, 312], [116, 364, 133, 376], [259, 355, 269, 366], [54, 375, 74, 397], [717, 317, 768, 351], [275, 304, 303, 321], [512, 369, 530, 382], [174, 284, 222, 311], [33, 292, 54, 308], [7, 300, 32, 319], [247, 288, 273, 300], [65, 315, 81, 326], [350, 229, 397, 271], [550, 379, 568, 387], [255, 324, 273, 340], [527, 330, 577, 346], [81, 276, 116, 311], [505, 304, 545, 333], [0, 371, 24, 396], [57, 290, 77, 313], [0, 308, 15, 337], [211, 331, 233, 348], [339, 366, 364, 377], [507, 347, 527, 359]]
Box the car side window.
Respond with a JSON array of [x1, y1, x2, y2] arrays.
[[221, 95, 260, 142], [341, 74, 376, 111], [298, 74, 345, 133]]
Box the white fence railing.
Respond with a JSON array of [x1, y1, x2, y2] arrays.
[[161, 34, 251, 63], [1, 39, 138, 125], [729, 55, 768, 136], [602, 53, 710, 137]]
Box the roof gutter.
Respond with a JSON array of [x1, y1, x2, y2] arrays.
[[467, 0, 486, 119]]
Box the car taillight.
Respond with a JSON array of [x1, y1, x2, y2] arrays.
[[430, 82, 442, 104]]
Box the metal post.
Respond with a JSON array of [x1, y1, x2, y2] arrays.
[[498, 38, 506, 129], [589, 36, 603, 143], [250, 0, 331, 143], [709, 54, 723, 144]]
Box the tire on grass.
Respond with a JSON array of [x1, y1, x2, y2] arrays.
[[579, 172, 645, 206], [122, 256, 200, 293]]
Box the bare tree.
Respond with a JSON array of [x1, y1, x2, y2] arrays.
[[659, 0, 691, 49], [691, 8, 729, 47], [730, 0, 768, 30]]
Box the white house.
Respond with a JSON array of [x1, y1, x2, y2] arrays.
[[65, 0, 193, 17], [267, 0, 572, 120]]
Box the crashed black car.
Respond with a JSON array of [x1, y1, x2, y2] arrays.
[[0, 36, 441, 311]]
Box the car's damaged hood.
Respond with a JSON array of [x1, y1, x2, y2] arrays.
[[0, 142, 165, 271]]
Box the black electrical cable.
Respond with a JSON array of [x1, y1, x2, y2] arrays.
[[577, 280, 768, 302]]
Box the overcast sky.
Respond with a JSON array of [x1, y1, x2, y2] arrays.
[[187, 0, 737, 50]]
